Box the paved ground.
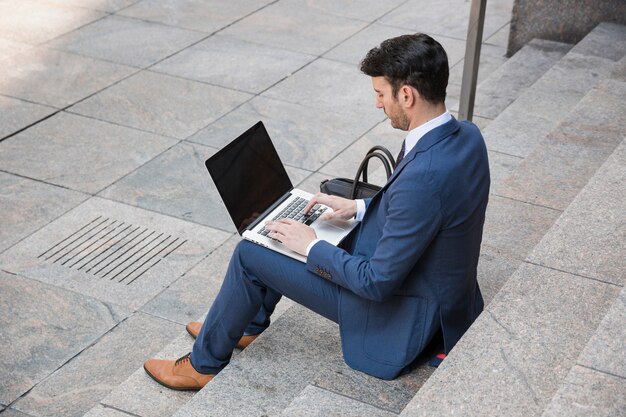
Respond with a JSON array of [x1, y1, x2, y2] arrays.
[[0, 1, 514, 416]]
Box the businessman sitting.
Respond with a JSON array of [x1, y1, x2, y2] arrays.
[[144, 33, 490, 390]]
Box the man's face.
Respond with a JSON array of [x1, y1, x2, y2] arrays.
[[371, 76, 410, 131]]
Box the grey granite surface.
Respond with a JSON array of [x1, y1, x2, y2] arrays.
[[12, 313, 182, 417], [140, 235, 239, 324], [569, 22, 626, 61], [0, 96, 57, 140], [281, 385, 397, 417], [0, 173, 88, 254], [84, 404, 138, 417], [287, 0, 406, 22], [0, 112, 177, 194], [541, 365, 626, 417], [470, 39, 571, 119], [48, 15, 206, 68], [0, 197, 231, 310], [152, 35, 314, 94], [220, 0, 367, 56], [0, 1, 105, 45], [69, 70, 251, 139], [481, 195, 562, 260], [487, 150, 523, 189], [189, 95, 382, 172], [448, 43, 509, 89], [401, 262, 620, 417], [173, 305, 342, 417], [496, 79, 626, 211], [98, 332, 199, 417], [476, 245, 521, 306], [528, 138, 625, 285], [44, 0, 139, 13], [119, 0, 273, 33], [0, 271, 129, 405], [0, 47, 137, 108], [578, 286, 626, 379], [262, 58, 382, 122], [0, 38, 32, 62]]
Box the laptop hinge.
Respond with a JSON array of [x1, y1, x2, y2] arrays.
[[244, 191, 293, 233]]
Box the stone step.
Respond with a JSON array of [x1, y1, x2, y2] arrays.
[[475, 21, 626, 304], [398, 88, 626, 417], [450, 38, 571, 121], [483, 22, 626, 187]]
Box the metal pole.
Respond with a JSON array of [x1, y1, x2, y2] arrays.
[[458, 0, 487, 121]]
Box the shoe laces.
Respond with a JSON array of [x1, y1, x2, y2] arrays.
[[175, 352, 191, 366]]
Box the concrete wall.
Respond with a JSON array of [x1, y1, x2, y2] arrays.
[[508, 0, 626, 55]]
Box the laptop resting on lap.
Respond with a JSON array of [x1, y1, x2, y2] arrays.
[[205, 121, 358, 263]]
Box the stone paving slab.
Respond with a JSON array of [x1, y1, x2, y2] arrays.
[[287, 0, 406, 22], [0, 47, 137, 108], [401, 262, 620, 417], [118, 0, 273, 33], [48, 15, 207, 68], [84, 404, 137, 417], [69, 70, 251, 139], [0, 112, 177, 194], [496, 79, 626, 211], [44, 0, 139, 14], [481, 195, 562, 261], [12, 313, 182, 417], [0, 173, 88, 254], [152, 35, 314, 94], [323, 25, 466, 68], [280, 385, 397, 417], [0, 271, 129, 405], [0, 95, 57, 140], [99, 141, 311, 231], [0, 0, 105, 45], [173, 305, 341, 417], [487, 150, 523, 188], [219, 0, 368, 56], [189, 95, 381, 172], [541, 365, 626, 417], [0, 408, 32, 417], [0, 38, 33, 62], [527, 138, 626, 286], [262, 58, 382, 121], [578, 286, 626, 379], [484, 22, 510, 48], [140, 235, 239, 324], [98, 332, 198, 417], [0, 197, 231, 310]]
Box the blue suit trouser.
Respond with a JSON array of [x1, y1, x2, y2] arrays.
[[190, 240, 340, 374]]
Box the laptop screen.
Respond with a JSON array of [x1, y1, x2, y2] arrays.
[[205, 121, 293, 234]]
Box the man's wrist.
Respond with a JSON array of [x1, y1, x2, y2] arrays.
[[306, 239, 321, 256]]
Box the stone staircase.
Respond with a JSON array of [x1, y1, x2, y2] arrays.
[[83, 22, 625, 417]]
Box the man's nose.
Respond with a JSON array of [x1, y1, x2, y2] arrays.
[[375, 99, 383, 108]]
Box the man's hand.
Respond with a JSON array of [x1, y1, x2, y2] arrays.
[[265, 219, 317, 256], [304, 193, 357, 221]]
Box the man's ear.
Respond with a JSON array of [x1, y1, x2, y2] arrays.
[[399, 85, 416, 107]]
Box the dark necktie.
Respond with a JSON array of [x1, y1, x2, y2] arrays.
[[396, 140, 406, 166]]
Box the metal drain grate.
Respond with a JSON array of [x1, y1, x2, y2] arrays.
[[38, 216, 187, 285]]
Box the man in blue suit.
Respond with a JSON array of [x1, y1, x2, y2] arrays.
[[144, 33, 490, 389]]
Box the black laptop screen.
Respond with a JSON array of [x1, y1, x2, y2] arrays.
[[205, 121, 293, 234]]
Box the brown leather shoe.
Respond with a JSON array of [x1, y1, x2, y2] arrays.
[[186, 321, 259, 349], [143, 353, 213, 391]]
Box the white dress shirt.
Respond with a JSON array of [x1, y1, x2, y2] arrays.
[[307, 111, 452, 256]]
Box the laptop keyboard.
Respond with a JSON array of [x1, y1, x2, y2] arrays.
[[258, 197, 327, 238]]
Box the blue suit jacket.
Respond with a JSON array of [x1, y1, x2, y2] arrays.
[[306, 117, 490, 379]]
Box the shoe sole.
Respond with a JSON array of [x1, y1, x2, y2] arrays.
[[143, 364, 203, 391]]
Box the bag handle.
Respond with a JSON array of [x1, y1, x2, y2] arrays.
[[365, 145, 397, 170], [350, 152, 393, 199]]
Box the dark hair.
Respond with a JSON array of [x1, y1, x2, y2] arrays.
[[360, 33, 449, 104]]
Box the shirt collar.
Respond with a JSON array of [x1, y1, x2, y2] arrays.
[[403, 111, 452, 157]]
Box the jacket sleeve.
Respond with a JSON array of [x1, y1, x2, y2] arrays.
[[306, 165, 442, 301]]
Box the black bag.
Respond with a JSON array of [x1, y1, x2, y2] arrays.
[[320, 145, 396, 199]]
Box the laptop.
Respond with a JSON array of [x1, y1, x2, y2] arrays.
[[205, 121, 358, 263]]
